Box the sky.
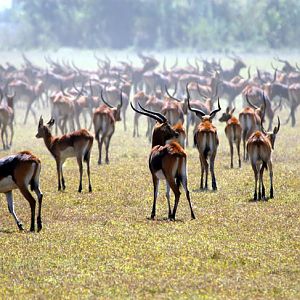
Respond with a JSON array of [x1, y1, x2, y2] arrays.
[[0, 0, 12, 11]]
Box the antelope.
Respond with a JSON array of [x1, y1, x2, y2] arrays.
[[93, 90, 122, 164], [130, 102, 195, 221], [239, 94, 265, 160], [0, 90, 14, 149], [36, 116, 93, 192], [9, 79, 44, 124], [220, 55, 246, 81], [105, 85, 129, 131], [132, 91, 149, 137], [241, 84, 280, 130], [166, 84, 213, 147], [187, 86, 221, 190], [287, 83, 300, 127], [247, 117, 280, 200], [219, 107, 242, 168], [0, 151, 43, 232]]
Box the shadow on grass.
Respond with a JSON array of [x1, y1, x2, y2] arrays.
[[0, 228, 15, 234], [248, 198, 270, 203], [146, 217, 185, 223], [192, 188, 218, 193]]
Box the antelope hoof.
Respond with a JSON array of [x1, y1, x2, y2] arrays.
[[89, 186, 92, 193], [78, 187, 82, 193], [98, 160, 102, 165], [30, 226, 35, 232], [191, 213, 196, 220], [17, 222, 24, 231], [37, 224, 42, 232], [105, 159, 110, 164]]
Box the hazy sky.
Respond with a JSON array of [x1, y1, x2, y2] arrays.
[[0, 0, 12, 11]]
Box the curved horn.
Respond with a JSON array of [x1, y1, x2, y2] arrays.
[[245, 93, 259, 110], [209, 98, 221, 118], [274, 116, 280, 134], [271, 62, 277, 71], [271, 68, 277, 83], [73, 82, 84, 101], [130, 102, 164, 124], [165, 85, 181, 102], [256, 68, 266, 83], [247, 66, 251, 80], [138, 102, 167, 123], [186, 83, 206, 117], [100, 89, 113, 108]]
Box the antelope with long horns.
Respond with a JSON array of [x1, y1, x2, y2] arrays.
[[93, 90, 123, 165], [130, 102, 195, 221], [36, 117, 93, 192], [247, 115, 280, 201], [187, 85, 221, 190], [238, 94, 264, 160]]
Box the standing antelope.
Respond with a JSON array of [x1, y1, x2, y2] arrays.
[[0, 89, 14, 149], [0, 151, 43, 232], [239, 94, 264, 160], [130, 102, 195, 221], [132, 91, 149, 137], [187, 86, 221, 190], [93, 90, 122, 164], [219, 107, 242, 168], [247, 117, 280, 200], [36, 116, 93, 192]]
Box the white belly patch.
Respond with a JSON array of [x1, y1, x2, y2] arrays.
[[155, 170, 166, 180], [0, 176, 17, 193], [60, 147, 76, 160]]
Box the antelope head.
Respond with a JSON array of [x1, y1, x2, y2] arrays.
[[186, 83, 221, 122]]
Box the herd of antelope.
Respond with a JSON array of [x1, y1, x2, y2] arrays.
[[0, 52, 298, 231]]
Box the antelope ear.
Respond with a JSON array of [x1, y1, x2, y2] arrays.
[[47, 118, 55, 127], [226, 107, 230, 113], [230, 107, 236, 114], [38, 115, 43, 127]]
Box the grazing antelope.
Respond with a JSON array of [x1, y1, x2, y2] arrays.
[[219, 107, 242, 168], [0, 90, 14, 149], [36, 116, 93, 192], [187, 86, 221, 190], [247, 117, 280, 200], [93, 90, 122, 164], [0, 151, 43, 232], [130, 102, 195, 221]]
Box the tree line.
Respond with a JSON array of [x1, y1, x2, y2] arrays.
[[1, 0, 300, 50]]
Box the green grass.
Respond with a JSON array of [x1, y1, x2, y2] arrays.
[[0, 51, 299, 299]]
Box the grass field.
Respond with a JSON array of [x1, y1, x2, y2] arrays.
[[0, 51, 299, 299]]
